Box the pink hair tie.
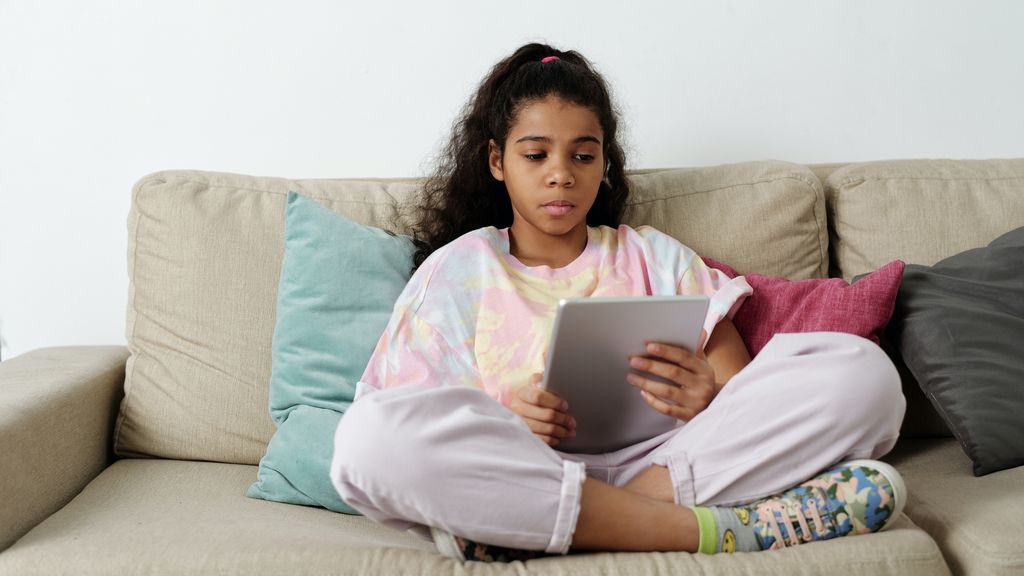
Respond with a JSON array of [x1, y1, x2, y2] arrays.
[[541, 56, 560, 63]]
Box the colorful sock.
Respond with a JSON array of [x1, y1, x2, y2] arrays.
[[692, 506, 721, 554], [693, 459, 905, 553]]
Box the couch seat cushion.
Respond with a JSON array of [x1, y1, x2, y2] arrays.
[[887, 439, 1024, 576], [0, 459, 948, 575]]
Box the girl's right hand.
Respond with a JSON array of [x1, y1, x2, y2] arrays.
[[509, 373, 576, 446]]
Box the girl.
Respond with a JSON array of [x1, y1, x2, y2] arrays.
[[330, 43, 905, 562]]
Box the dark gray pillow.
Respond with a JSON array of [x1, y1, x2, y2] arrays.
[[889, 226, 1024, 476]]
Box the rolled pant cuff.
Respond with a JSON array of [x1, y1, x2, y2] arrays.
[[665, 452, 698, 506], [547, 459, 586, 554]]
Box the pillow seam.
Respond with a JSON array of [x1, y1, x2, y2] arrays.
[[626, 174, 818, 205]]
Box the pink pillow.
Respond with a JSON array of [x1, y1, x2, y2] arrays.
[[704, 258, 905, 356]]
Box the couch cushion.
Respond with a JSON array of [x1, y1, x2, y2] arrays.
[[892, 227, 1024, 475], [824, 158, 1024, 281], [626, 161, 828, 279], [886, 439, 1024, 576], [884, 340, 952, 438], [705, 258, 903, 356], [118, 171, 422, 464], [0, 459, 949, 575], [118, 163, 828, 465], [0, 346, 128, 551], [247, 192, 416, 513]]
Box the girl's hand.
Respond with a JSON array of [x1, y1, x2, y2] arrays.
[[626, 330, 718, 422], [509, 373, 576, 446]]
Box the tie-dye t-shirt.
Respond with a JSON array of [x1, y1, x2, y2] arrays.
[[358, 225, 752, 406]]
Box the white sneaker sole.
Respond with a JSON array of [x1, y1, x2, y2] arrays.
[[430, 526, 467, 561]]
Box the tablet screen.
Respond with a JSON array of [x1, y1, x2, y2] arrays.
[[541, 296, 710, 454]]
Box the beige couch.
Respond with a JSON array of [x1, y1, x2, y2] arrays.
[[2, 159, 1023, 575]]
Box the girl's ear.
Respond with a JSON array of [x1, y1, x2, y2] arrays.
[[488, 139, 505, 182]]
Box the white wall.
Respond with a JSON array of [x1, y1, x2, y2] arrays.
[[1, 0, 1022, 360]]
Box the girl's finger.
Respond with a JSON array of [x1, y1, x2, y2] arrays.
[[628, 372, 715, 419], [517, 400, 575, 429], [625, 372, 686, 402], [537, 434, 558, 446], [520, 383, 569, 411], [640, 389, 696, 422], [524, 416, 574, 439], [629, 355, 698, 387], [640, 343, 715, 377]]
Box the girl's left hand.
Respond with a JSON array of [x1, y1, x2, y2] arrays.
[[626, 330, 718, 422]]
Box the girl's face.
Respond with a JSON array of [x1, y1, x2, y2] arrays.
[[488, 95, 605, 244]]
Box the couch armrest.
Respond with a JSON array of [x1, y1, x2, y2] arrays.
[[0, 346, 129, 551]]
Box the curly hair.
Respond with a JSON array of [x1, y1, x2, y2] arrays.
[[410, 43, 630, 272]]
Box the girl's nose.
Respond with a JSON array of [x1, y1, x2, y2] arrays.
[[546, 161, 574, 187]]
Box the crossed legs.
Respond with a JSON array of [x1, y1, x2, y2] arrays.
[[330, 332, 903, 554]]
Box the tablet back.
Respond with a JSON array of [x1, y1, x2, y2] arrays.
[[543, 296, 710, 454]]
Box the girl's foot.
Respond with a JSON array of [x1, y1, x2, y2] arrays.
[[699, 459, 906, 553], [431, 527, 549, 563]]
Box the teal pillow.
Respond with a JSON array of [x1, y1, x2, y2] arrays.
[[246, 191, 415, 514]]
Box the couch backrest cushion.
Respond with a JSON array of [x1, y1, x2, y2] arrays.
[[117, 162, 826, 464], [625, 161, 827, 279], [117, 172, 421, 464], [825, 159, 1024, 281]]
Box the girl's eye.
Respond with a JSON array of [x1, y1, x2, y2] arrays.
[[523, 152, 594, 161]]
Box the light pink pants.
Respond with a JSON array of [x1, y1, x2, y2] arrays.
[[329, 332, 904, 554]]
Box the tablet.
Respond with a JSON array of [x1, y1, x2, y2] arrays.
[[540, 295, 710, 454]]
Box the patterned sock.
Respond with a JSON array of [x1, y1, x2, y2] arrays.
[[692, 505, 761, 553], [714, 505, 763, 552]]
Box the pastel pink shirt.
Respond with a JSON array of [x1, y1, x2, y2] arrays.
[[358, 225, 752, 405]]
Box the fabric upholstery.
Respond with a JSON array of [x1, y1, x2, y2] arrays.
[[0, 459, 949, 575], [265, 191, 416, 421], [884, 340, 952, 438], [118, 171, 421, 464], [887, 439, 1024, 576], [705, 258, 904, 356], [0, 346, 128, 551], [824, 158, 1024, 281], [626, 161, 828, 279]]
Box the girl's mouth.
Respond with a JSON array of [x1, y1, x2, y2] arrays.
[[542, 201, 575, 217]]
